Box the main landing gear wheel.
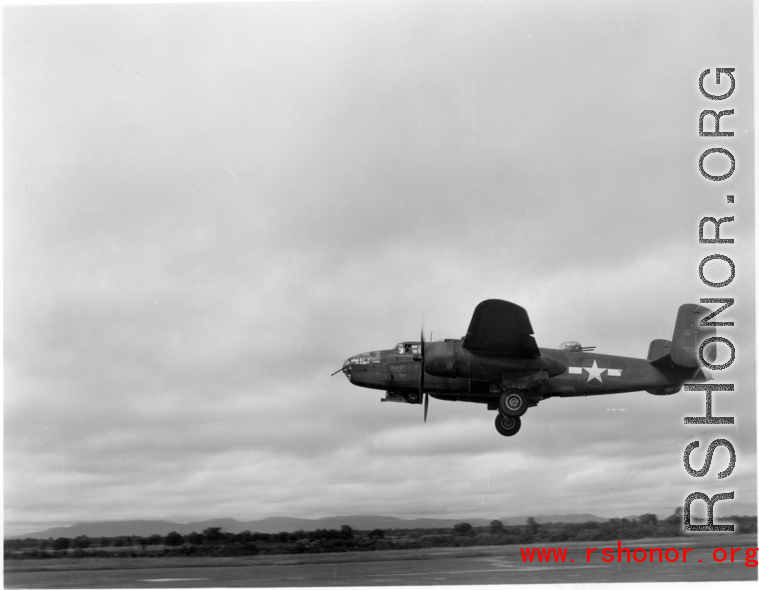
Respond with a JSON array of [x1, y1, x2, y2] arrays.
[[498, 389, 528, 417], [495, 414, 521, 437]]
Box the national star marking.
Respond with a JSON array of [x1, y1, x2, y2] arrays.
[[584, 360, 605, 383], [567, 362, 623, 382]]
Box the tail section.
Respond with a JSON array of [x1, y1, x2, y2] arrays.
[[648, 304, 716, 368], [657, 303, 715, 368], [647, 339, 671, 362], [647, 304, 715, 394]]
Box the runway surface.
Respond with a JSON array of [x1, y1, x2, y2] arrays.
[[6, 535, 757, 588]]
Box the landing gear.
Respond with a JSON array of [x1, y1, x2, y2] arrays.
[[495, 413, 521, 437], [498, 389, 528, 417]]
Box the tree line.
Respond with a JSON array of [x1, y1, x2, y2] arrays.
[[5, 510, 755, 560]]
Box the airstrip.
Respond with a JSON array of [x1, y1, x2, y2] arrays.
[[5, 534, 757, 587]]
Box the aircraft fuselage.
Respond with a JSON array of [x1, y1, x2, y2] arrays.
[[344, 344, 702, 403]]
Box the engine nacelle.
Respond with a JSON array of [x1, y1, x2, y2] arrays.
[[381, 390, 422, 404]]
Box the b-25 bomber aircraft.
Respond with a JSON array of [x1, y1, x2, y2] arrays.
[[334, 300, 716, 437]]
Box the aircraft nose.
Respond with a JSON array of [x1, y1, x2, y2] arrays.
[[342, 357, 352, 379]]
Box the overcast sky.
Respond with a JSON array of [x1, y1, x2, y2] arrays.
[[5, 0, 755, 537]]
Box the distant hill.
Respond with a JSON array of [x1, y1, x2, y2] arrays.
[[502, 513, 607, 526], [10, 513, 608, 539]]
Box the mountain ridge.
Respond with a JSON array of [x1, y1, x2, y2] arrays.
[[10, 513, 608, 539]]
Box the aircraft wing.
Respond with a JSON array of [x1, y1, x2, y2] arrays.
[[462, 299, 540, 357]]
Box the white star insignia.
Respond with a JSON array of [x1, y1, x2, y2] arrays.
[[583, 360, 606, 383]]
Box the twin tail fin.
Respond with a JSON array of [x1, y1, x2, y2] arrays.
[[649, 303, 716, 368]]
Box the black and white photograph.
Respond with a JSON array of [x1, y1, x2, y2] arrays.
[[4, 0, 756, 587]]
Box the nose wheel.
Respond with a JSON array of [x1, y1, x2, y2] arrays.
[[495, 413, 521, 437]]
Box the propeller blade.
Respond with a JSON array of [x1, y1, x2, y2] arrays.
[[424, 393, 429, 422], [419, 327, 427, 420]]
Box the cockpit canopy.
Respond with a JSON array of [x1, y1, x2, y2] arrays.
[[395, 342, 421, 355], [344, 351, 381, 366], [560, 341, 583, 352]]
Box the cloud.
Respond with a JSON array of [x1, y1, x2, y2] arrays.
[[5, 1, 754, 536]]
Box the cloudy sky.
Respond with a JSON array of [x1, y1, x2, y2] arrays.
[[5, 0, 755, 537]]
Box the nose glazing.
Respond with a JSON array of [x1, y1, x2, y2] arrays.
[[342, 357, 352, 379]]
